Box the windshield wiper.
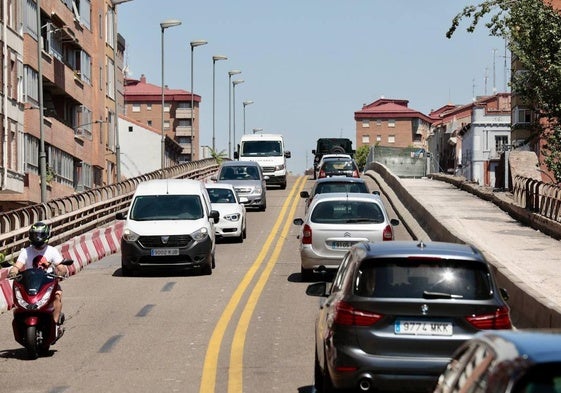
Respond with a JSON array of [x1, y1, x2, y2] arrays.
[[423, 291, 464, 299]]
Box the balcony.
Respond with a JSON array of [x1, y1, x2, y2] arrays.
[[175, 108, 194, 119], [175, 126, 193, 137], [0, 168, 25, 194]]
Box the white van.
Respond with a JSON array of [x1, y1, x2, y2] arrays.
[[116, 179, 219, 276], [234, 133, 291, 189]]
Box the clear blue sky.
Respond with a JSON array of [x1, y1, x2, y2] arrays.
[[117, 0, 507, 174]]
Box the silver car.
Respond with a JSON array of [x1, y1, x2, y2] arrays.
[[212, 161, 267, 211], [293, 193, 399, 280]]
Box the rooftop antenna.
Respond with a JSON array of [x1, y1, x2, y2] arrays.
[[484, 67, 488, 95], [492, 48, 497, 94], [472, 77, 476, 101]]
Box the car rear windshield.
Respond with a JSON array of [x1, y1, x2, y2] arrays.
[[220, 166, 260, 180], [354, 258, 493, 300], [315, 182, 368, 194], [130, 195, 203, 221], [311, 201, 384, 224], [321, 159, 355, 172]]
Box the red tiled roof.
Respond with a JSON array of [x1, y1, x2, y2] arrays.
[[124, 75, 200, 102], [354, 98, 432, 122]]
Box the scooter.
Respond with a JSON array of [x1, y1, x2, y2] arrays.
[[9, 259, 73, 359]]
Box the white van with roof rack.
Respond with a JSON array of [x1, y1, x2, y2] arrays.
[[234, 133, 291, 189]]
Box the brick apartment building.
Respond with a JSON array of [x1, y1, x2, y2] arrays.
[[0, 0, 125, 209], [354, 98, 432, 150], [124, 74, 202, 163]]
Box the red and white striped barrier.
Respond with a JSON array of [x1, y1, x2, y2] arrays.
[[0, 221, 124, 313]]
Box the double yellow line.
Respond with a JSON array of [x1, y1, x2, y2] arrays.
[[199, 175, 307, 393]]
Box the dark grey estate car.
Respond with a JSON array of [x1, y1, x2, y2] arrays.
[[306, 240, 512, 393]]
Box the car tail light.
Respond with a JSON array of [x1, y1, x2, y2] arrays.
[[333, 301, 382, 326], [466, 306, 512, 329], [302, 224, 312, 245], [318, 170, 326, 178], [382, 224, 394, 241]]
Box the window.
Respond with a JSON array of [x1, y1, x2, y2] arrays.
[[512, 107, 533, 125], [177, 102, 191, 109], [106, 56, 115, 98], [495, 136, 509, 153], [24, 0, 38, 40], [177, 119, 190, 127], [376, 119, 382, 126], [164, 103, 171, 112], [388, 119, 396, 128], [132, 103, 140, 112], [376, 134, 382, 142], [24, 66, 39, 104], [388, 135, 395, 143], [106, 5, 115, 47], [177, 136, 190, 144], [147, 103, 152, 111], [81, 51, 92, 84], [362, 119, 369, 128], [164, 120, 170, 130], [147, 120, 152, 127], [362, 135, 370, 144]]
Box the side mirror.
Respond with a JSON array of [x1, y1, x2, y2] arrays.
[[234, 152, 239, 159], [116, 212, 126, 220], [390, 218, 400, 226], [306, 282, 328, 297], [300, 191, 309, 199], [239, 196, 249, 204], [209, 210, 220, 223], [312, 149, 316, 155], [500, 288, 509, 301], [372, 191, 380, 195], [293, 218, 304, 225], [285, 151, 291, 158]]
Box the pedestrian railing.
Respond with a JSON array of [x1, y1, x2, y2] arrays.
[[0, 159, 220, 264]]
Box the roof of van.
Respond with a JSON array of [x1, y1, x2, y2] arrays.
[[240, 133, 284, 140], [133, 179, 204, 196]]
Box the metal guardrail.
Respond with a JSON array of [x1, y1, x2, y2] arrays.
[[0, 159, 220, 264]]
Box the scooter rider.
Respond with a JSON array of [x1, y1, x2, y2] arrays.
[[8, 222, 68, 334]]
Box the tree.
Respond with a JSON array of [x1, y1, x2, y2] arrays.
[[447, 0, 561, 181], [209, 148, 227, 165], [354, 145, 370, 171]]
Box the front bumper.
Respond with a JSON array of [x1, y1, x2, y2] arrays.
[[121, 235, 213, 271], [215, 221, 243, 238]]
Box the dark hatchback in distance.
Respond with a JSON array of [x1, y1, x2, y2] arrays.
[[306, 240, 512, 393], [434, 329, 561, 393]]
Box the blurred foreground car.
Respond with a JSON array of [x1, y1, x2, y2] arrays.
[[300, 177, 374, 213], [434, 329, 561, 393], [293, 193, 399, 280], [205, 183, 247, 242], [306, 240, 512, 392]]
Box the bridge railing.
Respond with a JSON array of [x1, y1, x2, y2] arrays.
[[0, 159, 220, 264], [512, 174, 561, 223]]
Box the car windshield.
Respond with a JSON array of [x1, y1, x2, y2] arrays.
[[315, 182, 368, 194], [241, 141, 282, 156], [207, 188, 236, 204], [353, 258, 493, 300], [219, 166, 260, 180], [310, 201, 384, 224], [129, 195, 203, 221]]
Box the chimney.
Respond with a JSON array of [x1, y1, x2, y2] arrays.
[[140, 74, 146, 83]]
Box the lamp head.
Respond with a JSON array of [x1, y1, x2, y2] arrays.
[[228, 70, 242, 77], [232, 79, 244, 86], [243, 100, 254, 106], [160, 19, 182, 30], [213, 55, 228, 62], [190, 40, 208, 48]]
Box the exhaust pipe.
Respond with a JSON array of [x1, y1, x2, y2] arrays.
[[358, 377, 374, 392]]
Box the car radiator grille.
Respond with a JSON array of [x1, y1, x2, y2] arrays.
[[138, 235, 192, 248], [262, 166, 275, 172]]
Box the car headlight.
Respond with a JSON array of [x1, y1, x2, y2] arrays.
[[191, 227, 209, 241], [275, 164, 285, 171], [122, 228, 140, 242], [224, 213, 241, 222], [253, 186, 262, 194]]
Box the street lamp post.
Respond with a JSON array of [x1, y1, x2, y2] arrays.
[[228, 70, 241, 158], [243, 100, 254, 135], [190, 40, 207, 162], [232, 79, 244, 156], [111, 0, 134, 183], [212, 55, 227, 152], [160, 19, 181, 171], [36, 0, 47, 202]]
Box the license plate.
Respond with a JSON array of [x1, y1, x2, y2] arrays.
[[395, 320, 453, 336], [330, 241, 354, 249], [151, 248, 179, 256]]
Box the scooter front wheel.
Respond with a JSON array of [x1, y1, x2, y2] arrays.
[[25, 325, 39, 359]]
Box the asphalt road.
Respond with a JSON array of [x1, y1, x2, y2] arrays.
[[0, 175, 412, 393]]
